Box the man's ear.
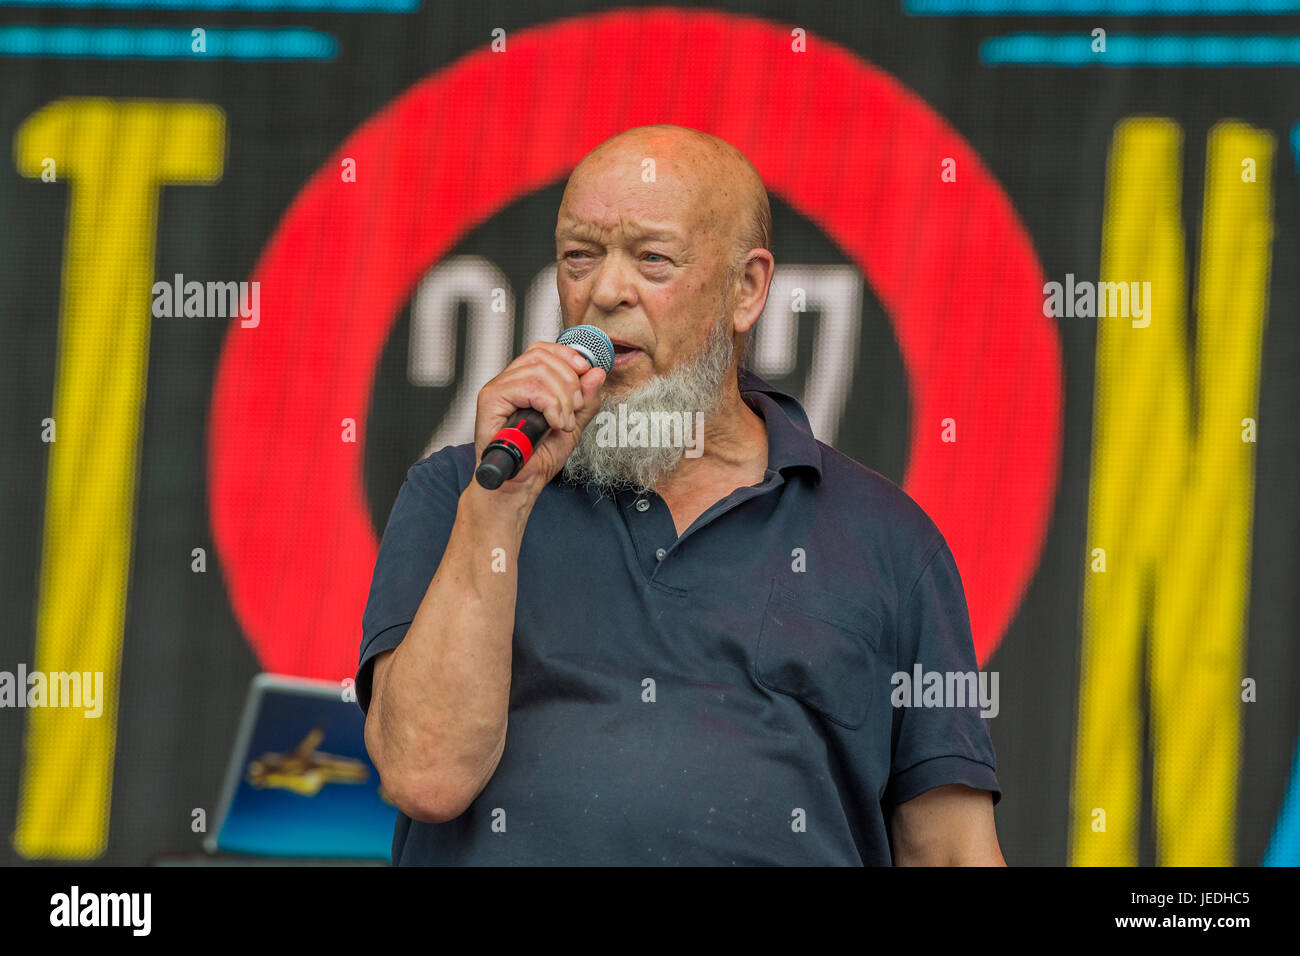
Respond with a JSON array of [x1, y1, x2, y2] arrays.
[[732, 249, 775, 337]]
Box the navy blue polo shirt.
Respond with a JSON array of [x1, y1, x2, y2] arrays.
[[356, 367, 1000, 865]]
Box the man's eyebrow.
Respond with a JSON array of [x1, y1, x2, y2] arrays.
[[554, 225, 595, 241], [631, 229, 684, 243], [555, 224, 684, 243]]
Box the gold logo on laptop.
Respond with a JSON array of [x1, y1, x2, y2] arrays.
[[245, 727, 369, 797]]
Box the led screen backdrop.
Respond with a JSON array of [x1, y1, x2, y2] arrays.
[[1, 1, 1298, 866]]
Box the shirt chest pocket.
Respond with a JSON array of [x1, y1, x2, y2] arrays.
[[753, 579, 884, 730]]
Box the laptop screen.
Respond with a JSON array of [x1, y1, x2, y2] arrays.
[[207, 674, 396, 860]]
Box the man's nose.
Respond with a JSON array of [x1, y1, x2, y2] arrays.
[[587, 251, 639, 312]]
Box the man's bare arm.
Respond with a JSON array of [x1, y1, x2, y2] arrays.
[[362, 342, 606, 824], [364, 484, 533, 823], [888, 783, 1006, 866]]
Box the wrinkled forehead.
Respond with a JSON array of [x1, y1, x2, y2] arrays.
[[558, 144, 734, 250]]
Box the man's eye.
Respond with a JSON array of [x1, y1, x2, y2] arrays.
[[565, 250, 591, 261], [643, 253, 668, 264]]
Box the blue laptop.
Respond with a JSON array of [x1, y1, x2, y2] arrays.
[[206, 673, 396, 860]]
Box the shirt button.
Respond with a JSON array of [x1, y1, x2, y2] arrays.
[[634, 498, 650, 512], [655, 548, 666, 562]]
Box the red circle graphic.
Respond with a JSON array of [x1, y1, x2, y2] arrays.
[[209, 7, 1062, 677]]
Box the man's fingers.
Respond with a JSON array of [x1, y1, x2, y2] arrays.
[[495, 377, 565, 432], [574, 368, 606, 427], [477, 345, 604, 463], [495, 354, 582, 431], [524, 341, 596, 376]]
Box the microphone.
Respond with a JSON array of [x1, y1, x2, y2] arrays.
[[474, 325, 615, 490]]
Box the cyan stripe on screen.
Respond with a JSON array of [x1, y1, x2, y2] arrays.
[[908, 0, 1300, 12], [983, 33, 1300, 65], [0, 0, 415, 8], [1266, 741, 1300, 864], [0, 26, 336, 58]]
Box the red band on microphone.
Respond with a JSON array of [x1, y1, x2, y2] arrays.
[[494, 426, 533, 462]]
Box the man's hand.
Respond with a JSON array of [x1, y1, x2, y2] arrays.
[[474, 340, 607, 500], [888, 784, 1006, 866]]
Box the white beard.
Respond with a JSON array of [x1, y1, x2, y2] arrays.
[[562, 311, 734, 495]]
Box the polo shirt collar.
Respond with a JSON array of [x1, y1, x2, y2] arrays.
[[738, 366, 823, 484]]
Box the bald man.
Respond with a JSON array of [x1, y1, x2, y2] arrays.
[[358, 125, 1005, 866]]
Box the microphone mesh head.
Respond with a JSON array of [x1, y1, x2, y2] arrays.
[[557, 325, 615, 374]]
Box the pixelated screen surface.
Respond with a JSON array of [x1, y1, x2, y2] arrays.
[[0, 2, 1297, 865]]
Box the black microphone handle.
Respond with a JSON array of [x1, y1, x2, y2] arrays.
[[474, 406, 552, 490]]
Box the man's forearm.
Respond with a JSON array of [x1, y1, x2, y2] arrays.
[[888, 784, 1005, 866], [370, 480, 535, 822]]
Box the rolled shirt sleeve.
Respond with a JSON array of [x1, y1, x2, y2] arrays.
[[884, 536, 1002, 807]]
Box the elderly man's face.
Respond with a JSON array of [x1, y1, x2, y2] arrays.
[[554, 152, 735, 397]]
